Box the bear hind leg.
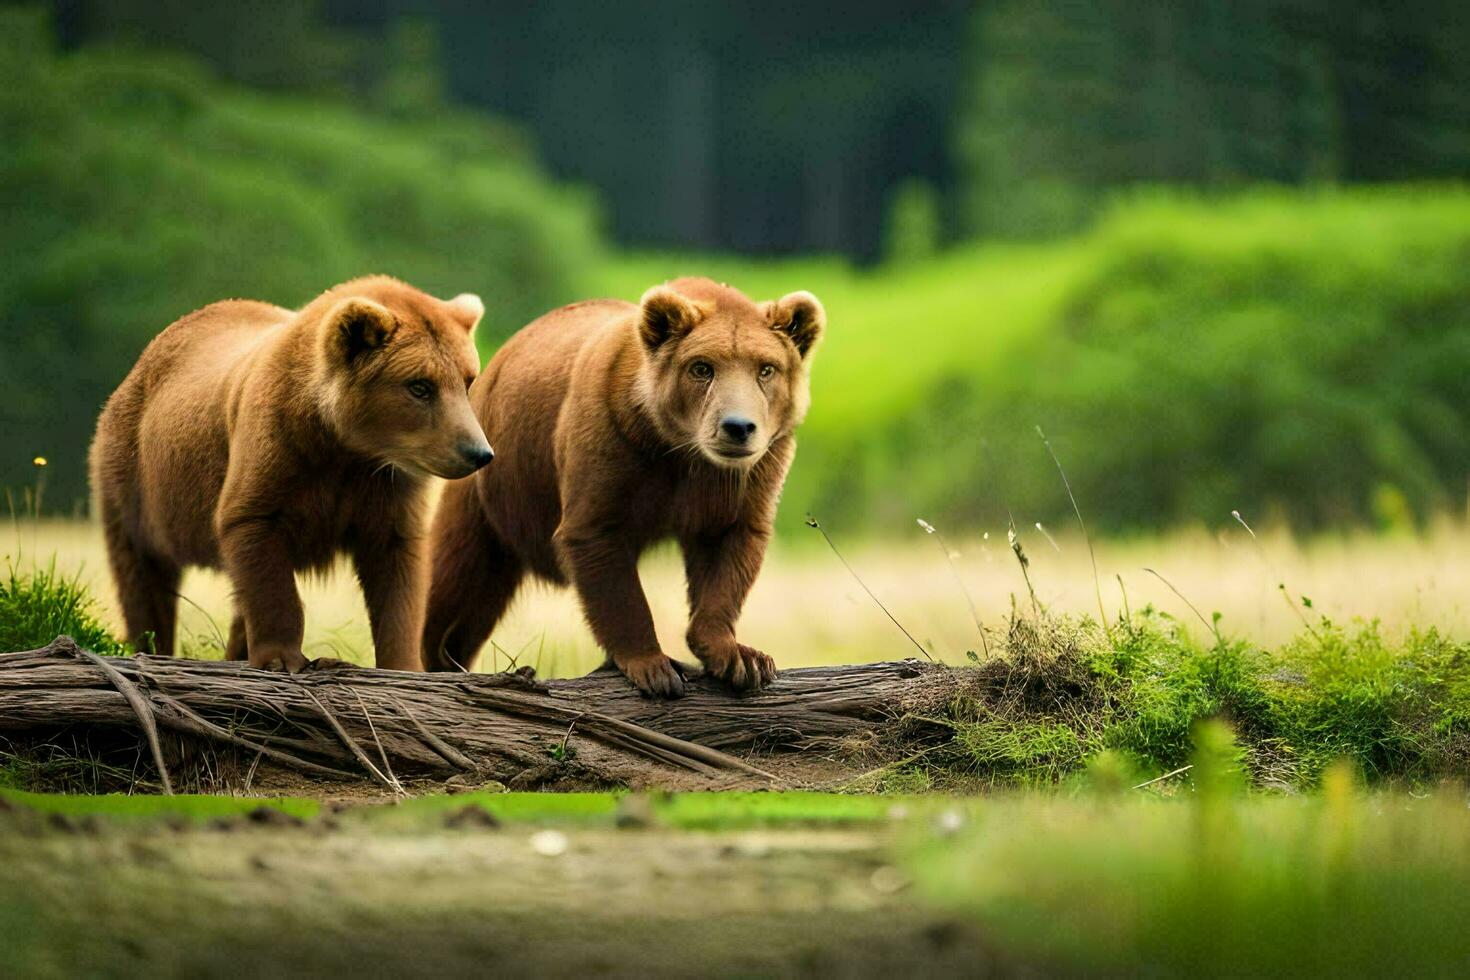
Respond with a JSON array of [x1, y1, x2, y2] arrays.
[[423, 484, 523, 672], [224, 613, 247, 661], [104, 530, 181, 656]]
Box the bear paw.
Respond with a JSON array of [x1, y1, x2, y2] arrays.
[[303, 656, 357, 672], [249, 645, 310, 673], [616, 651, 687, 699], [702, 643, 777, 692]]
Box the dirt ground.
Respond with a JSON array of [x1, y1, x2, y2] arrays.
[[0, 800, 1015, 978]]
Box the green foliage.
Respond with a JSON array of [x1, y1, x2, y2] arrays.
[[1081, 748, 1139, 796], [0, 558, 127, 657], [881, 179, 941, 265], [0, 8, 601, 507], [78, 0, 364, 96], [911, 786, 1470, 976], [934, 608, 1470, 790], [952, 718, 1089, 783], [67, 3, 972, 257], [1189, 718, 1249, 799], [968, 188, 1470, 531]]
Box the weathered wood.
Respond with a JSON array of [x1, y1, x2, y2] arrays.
[[0, 637, 956, 791]]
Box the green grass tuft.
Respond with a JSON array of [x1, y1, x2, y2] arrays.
[[0, 558, 127, 657]]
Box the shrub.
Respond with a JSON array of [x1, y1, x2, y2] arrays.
[[948, 189, 1470, 530]]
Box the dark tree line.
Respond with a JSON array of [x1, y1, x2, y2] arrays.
[[957, 0, 1470, 237], [41, 0, 1470, 253], [47, 0, 967, 258]]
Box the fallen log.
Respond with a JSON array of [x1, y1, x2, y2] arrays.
[[0, 637, 957, 792]]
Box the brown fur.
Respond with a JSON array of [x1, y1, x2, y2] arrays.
[[90, 275, 491, 672], [423, 277, 824, 696]]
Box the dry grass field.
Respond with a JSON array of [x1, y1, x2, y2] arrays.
[[12, 515, 1470, 673]]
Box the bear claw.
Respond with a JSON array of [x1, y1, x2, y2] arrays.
[[618, 653, 687, 699], [707, 643, 776, 692]]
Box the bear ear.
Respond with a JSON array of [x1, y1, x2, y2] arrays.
[[638, 285, 705, 351], [329, 298, 397, 365], [445, 293, 485, 334], [768, 291, 825, 359]]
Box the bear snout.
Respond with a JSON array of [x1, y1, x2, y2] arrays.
[[718, 415, 757, 445], [458, 440, 495, 473]]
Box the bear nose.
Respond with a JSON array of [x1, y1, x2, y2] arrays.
[[460, 442, 494, 471], [719, 416, 757, 444]]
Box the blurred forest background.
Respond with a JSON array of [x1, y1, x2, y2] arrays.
[[4, 0, 1470, 535]]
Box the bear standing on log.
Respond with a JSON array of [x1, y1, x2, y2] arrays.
[[90, 276, 492, 672], [423, 278, 825, 696]]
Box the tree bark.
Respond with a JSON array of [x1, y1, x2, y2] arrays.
[[0, 637, 955, 792]]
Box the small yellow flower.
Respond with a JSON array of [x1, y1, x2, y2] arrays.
[[32, 456, 47, 467]]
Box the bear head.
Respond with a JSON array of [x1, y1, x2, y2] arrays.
[[634, 277, 824, 469], [312, 276, 492, 480]]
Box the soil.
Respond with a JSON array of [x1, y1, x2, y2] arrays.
[[0, 807, 1018, 978]]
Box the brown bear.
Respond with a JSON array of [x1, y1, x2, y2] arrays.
[[422, 277, 824, 696], [90, 275, 492, 672]]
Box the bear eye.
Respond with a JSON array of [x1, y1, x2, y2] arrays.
[[758, 364, 776, 380], [406, 379, 435, 400], [689, 361, 714, 381]]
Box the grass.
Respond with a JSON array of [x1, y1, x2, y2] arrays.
[[0, 798, 958, 978], [0, 555, 126, 656], [24, 517, 1470, 677], [364, 790, 904, 831], [923, 608, 1470, 791], [910, 728, 1470, 976], [0, 787, 321, 823]]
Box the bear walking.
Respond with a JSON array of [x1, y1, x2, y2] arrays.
[[423, 277, 824, 696], [90, 276, 492, 671]]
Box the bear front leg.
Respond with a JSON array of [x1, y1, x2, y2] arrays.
[[217, 516, 308, 672], [353, 531, 427, 672], [682, 523, 777, 691], [553, 524, 686, 698]]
